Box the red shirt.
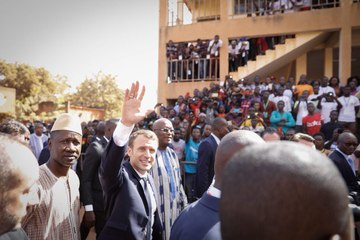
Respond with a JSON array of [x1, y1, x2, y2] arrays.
[[302, 113, 323, 135]]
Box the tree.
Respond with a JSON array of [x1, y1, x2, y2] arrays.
[[68, 72, 124, 119], [0, 59, 67, 120]]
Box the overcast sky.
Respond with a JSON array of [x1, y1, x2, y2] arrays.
[[0, 0, 159, 109]]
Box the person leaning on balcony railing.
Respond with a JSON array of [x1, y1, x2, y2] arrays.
[[207, 35, 222, 79], [237, 37, 249, 67], [195, 38, 208, 79], [188, 44, 200, 79], [177, 42, 189, 80], [228, 40, 239, 72], [166, 40, 178, 80]]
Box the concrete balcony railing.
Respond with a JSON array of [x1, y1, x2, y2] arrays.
[[166, 0, 351, 26]]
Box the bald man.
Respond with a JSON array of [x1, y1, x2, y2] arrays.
[[170, 130, 264, 240], [220, 142, 353, 240], [0, 134, 39, 239], [151, 118, 187, 240], [329, 132, 359, 192]]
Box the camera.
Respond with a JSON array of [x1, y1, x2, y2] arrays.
[[328, 92, 334, 96]]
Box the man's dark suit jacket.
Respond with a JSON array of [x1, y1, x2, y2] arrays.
[[170, 192, 219, 240], [81, 137, 107, 212], [195, 135, 218, 198], [329, 149, 359, 192], [98, 139, 162, 240]]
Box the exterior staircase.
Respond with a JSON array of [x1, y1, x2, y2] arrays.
[[230, 31, 331, 79]]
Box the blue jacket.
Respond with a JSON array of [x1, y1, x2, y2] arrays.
[[269, 111, 295, 133]]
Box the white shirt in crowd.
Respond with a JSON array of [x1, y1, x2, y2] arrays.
[[228, 44, 239, 55], [294, 101, 308, 126], [319, 86, 336, 96], [320, 100, 338, 123], [271, 95, 292, 112], [208, 39, 223, 55], [337, 96, 360, 122]]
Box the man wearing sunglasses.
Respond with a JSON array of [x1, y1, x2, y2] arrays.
[[151, 118, 187, 240], [330, 131, 359, 191], [329, 131, 360, 238]]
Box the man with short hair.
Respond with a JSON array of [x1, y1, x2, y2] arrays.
[[220, 142, 353, 240], [329, 132, 359, 192], [29, 122, 48, 160], [319, 76, 336, 96], [0, 134, 39, 240], [195, 117, 229, 198], [320, 110, 342, 141], [22, 113, 83, 240], [98, 82, 163, 240], [270, 100, 295, 135], [170, 130, 264, 240], [0, 119, 30, 144], [259, 90, 277, 124], [302, 102, 323, 135], [329, 131, 360, 238], [80, 120, 117, 239], [272, 86, 292, 112], [208, 35, 222, 78], [151, 118, 187, 239], [338, 85, 359, 134], [318, 92, 342, 124], [261, 127, 280, 141], [171, 128, 185, 162], [202, 124, 212, 140], [284, 127, 296, 141], [228, 40, 239, 72]]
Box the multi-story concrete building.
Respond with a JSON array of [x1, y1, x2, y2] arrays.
[[158, 0, 360, 104]]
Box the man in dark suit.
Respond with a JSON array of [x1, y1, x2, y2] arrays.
[[171, 130, 264, 240], [80, 120, 116, 239], [329, 132, 360, 239], [98, 82, 163, 240], [329, 131, 359, 192], [195, 117, 229, 198]]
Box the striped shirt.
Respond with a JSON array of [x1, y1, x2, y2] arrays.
[[150, 147, 188, 240], [22, 164, 80, 240]]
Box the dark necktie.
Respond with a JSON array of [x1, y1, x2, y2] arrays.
[[141, 177, 152, 240]]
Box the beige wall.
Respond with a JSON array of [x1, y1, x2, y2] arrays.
[[158, 0, 360, 103]]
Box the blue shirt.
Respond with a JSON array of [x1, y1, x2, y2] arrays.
[[269, 111, 296, 133], [185, 138, 201, 173]]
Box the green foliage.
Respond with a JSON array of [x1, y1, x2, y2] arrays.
[[68, 72, 124, 119], [0, 59, 68, 120]]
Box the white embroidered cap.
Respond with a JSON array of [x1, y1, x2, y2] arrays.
[[51, 113, 82, 135]]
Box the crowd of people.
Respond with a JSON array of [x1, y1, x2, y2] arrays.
[[233, 0, 341, 16], [1, 76, 360, 240], [167, 34, 290, 81]]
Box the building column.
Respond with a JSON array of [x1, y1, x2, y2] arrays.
[[324, 48, 333, 78], [296, 54, 307, 82], [219, 0, 229, 82], [158, 0, 168, 104], [339, 0, 352, 85], [176, 0, 183, 25]]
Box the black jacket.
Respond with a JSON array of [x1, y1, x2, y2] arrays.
[[98, 139, 163, 240]]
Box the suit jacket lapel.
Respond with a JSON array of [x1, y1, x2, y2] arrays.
[[123, 161, 151, 213]]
